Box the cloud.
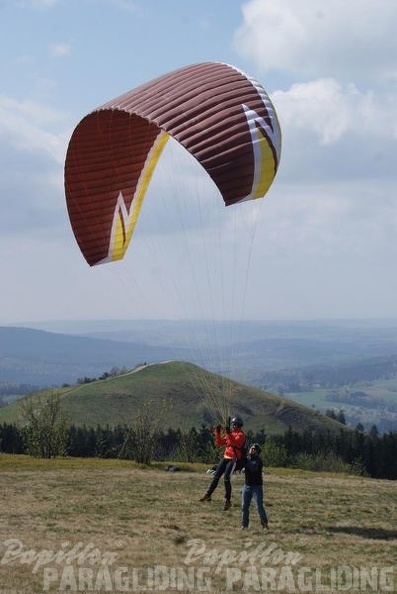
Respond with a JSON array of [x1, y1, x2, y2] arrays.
[[15, 0, 58, 7], [83, 0, 138, 13], [111, 0, 138, 11], [273, 79, 397, 143], [0, 95, 71, 236], [0, 143, 66, 236], [233, 2, 397, 195], [0, 95, 69, 164], [49, 43, 72, 57], [259, 178, 397, 259], [268, 78, 397, 190], [235, 0, 397, 83]]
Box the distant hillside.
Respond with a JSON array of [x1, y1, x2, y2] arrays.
[[251, 356, 397, 433], [3, 319, 397, 390], [254, 355, 397, 391], [0, 361, 346, 435], [0, 326, 187, 387]]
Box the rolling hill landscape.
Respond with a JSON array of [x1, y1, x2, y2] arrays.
[[2, 319, 397, 431], [0, 360, 346, 435], [4, 318, 397, 384], [0, 325, 187, 387]]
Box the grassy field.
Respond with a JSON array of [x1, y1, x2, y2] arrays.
[[1, 454, 396, 594]]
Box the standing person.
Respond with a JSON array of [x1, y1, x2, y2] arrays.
[[241, 443, 269, 529], [199, 416, 246, 511]]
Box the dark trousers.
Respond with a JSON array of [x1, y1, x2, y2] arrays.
[[242, 484, 268, 527], [206, 458, 236, 500]]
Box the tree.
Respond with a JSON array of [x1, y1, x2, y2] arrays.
[[368, 424, 379, 440], [325, 409, 337, 421], [0, 422, 25, 453], [18, 390, 69, 458], [173, 428, 199, 463], [120, 399, 170, 464]]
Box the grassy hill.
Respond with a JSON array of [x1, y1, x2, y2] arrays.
[[1, 455, 396, 593], [0, 360, 346, 434]]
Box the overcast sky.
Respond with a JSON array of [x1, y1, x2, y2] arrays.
[[1, 0, 397, 325]]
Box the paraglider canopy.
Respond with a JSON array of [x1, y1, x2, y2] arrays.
[[64, 62, 281, 267]]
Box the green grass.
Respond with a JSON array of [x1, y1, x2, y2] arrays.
[[362, 378, 397, 400], [285, 388, 331, 408], [1, 454, 396, 593]]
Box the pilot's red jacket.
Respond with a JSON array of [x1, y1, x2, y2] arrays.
[[215, 427, 246, 460]]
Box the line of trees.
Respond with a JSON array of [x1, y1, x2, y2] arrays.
[[1, 389, 395, 479], [1, 419, 397, 480]]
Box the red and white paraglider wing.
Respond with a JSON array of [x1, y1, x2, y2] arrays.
[[64, 62, 281, 267]]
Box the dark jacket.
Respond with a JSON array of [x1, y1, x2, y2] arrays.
[[244, 454, 263, 486]]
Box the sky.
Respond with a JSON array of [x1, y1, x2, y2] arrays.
[[1, 0, 397, 325]]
